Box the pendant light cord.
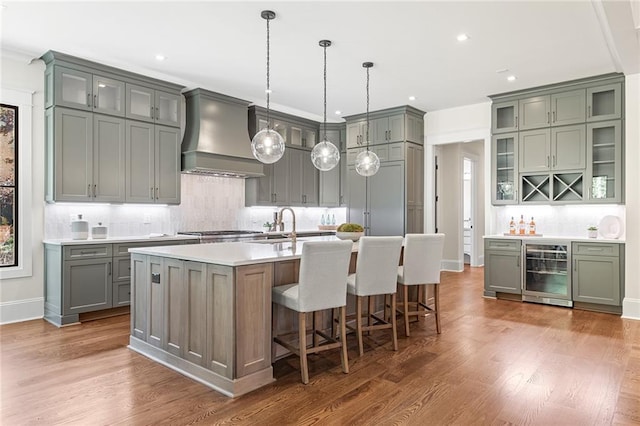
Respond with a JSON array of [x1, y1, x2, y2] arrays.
[[365, 65, 370, 151], [323, 43, 327, 142], [266, 14, 271, 127]]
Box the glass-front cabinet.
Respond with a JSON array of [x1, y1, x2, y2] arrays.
[[54, 67, 124, 116], [523, 243, 572, 307], [126, 84, 181, 127], [587, 83, 622, 122], [586, 120, 622, 203], [492, 132, 518, 204]]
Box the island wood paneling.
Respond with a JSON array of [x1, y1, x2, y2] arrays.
[[205, 264, 234, 378], [183, 261, 206, 365]]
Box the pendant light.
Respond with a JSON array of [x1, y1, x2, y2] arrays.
[[311, 40, 340, 171], [251, 10, 285, 164], [355, 62, 380, 177]]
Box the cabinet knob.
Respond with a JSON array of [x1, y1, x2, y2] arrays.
[[150, 187, 154, 199]]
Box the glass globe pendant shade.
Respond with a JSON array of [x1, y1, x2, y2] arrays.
[[355, 149, 380, 177], [251, 128, 285, 164], [311, 138, 340, 171]]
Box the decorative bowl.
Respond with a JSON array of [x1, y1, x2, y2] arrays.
[[336, 231, 364, 241]]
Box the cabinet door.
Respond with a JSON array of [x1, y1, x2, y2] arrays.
[[586, 120, 622, 203], [113, 282, 131, 307], [388, 114, 405, 142], [272, 149, 290, 205], [251, 164, 274, 205], [368, 161, 405, 236], [347, 166, 367, 230], [573, 256, 620, 305], [551, 124, 585, 170], [519, 96, 550, 130], [302, 153, 318, 206], [54, 107, 93, 202], [93, 114, 126, 202], [406, 143, 424, 206], [182, 261, 207, 366], [154, 90, 181, 127], [551, 89, 585, 126], [63, 258, 112, 314], [131, 254, 148, 340], [587, 83, 621, 122], [492, 132, 518, 205], [154, 125, 181, 204], [371, 117, 388, 144], [93, 75, 125, 117], [346, 121, 363, 148], [164, 258, 185, 357], [288, 148, 304, 205], [484, 251, 522, 294], [147, 256, 164, 348], [126, 84, 155, 123], [125, 120, 155, 203], [319, 129, 341, 207], [519, 129, 551, 172], [54, 67, 92, 111], [492, 100, 518, 133], [302, 127, 317, 148], [406, 114, 423, 144]]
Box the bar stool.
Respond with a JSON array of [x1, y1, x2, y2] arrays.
[[346, 236, 403, 356], [397, 233, 445, 337], [272, 240, 353, 384]]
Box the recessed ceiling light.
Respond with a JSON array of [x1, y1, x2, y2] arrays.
[[408, 96, 416, 101], [507, 75, 517, 82], [457, 34, 469, 42], [155, 54, 166, 61], [335, 110, 342, 115]]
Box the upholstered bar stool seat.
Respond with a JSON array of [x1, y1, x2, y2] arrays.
[[272, 240, 353, 384], [345, 236, 403, 356], [397, 233, 445, 337]]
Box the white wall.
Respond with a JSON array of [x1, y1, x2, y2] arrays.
[[0, 54, 46, 323]]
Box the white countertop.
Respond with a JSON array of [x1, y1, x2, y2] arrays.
[[483, 234, 625, 243], [43, 234, 200, 245], [129, 235, 357, 266]]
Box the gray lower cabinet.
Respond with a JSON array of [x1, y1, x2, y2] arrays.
[[125, 121, 181, 204], [484, 239, 522, 296], [572, 242, 623, 310], [44, 239, 197, 327]]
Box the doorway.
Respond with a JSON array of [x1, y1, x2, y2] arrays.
[[463, 157, 475, 265]]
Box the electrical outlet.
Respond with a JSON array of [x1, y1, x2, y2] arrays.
[[143, 214, 152, 224]]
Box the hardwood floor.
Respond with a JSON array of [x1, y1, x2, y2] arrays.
[[2, 266, 639, 425]]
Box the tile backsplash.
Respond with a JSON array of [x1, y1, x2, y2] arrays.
[[44, 174, 347, 239]]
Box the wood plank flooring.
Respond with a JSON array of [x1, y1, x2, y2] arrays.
[[2, 266, 639, 425]]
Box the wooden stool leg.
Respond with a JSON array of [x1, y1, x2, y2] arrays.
[[434, 284, 441, 334], [313, 311, 319, 347], [356, 296, 364, 356], [391, 293, 398, 351], [367, 296, 374, 335], [417, 285, 424, 317], [403, 285, 410, 337], [299, 312, 309, 384], [339, 306, 349, 374], [331, 307, 337, 339]]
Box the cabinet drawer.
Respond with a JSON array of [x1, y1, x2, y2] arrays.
[[113, 239, 194, 256], [572, 242, 619, 256], [485, 239, 521, 251], [64, 244, 112, 260]]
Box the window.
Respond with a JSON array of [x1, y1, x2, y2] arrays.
[[0, 104, 17, 267]]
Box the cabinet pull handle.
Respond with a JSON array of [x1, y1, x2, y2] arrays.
[[547, 111, 550, 124], [150, 106, 154, 119], [87, 93, 91, 108], [94, 94, 97, 109], [80, 250, 97, 255], [155, 187, 159, 200], [88, 184, 92, 197], [588, 105, 591, 118], [155, 107, 159, 120], [93, 184, 97, 198], [516, 256, 520, 267], [108, 262, 112, 276], [515, 116, 518, 129], [150, 187, 154, 199], [552, 111, 556, 123]]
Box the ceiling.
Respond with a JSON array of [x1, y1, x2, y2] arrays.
[[1, 1, 638, 122]]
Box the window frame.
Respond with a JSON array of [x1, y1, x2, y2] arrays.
[[1, 103, 19, 268], [0, 88, 32, 279]]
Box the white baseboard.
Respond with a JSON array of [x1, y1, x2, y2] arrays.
[[441, 259, 464, 272], [622, 298, 640, 321], [0, 297, 44, 325]]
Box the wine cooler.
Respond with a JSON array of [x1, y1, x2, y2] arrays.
[[522, 242, 573, 307]]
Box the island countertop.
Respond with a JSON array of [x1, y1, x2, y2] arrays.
[[128, 235, 357, 266], [483, 234, 625, 243]]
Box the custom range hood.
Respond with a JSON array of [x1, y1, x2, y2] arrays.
[[181, 88, 264, 177]]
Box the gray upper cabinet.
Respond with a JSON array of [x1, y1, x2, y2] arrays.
[[126, 84, 181, 127], [587, 83, 622, 122], [551, 90, 585, 126], [289, 148, 318, 206], [406, 114, 424, 144], [371, 114, 404, 144], [46, 107, 125, 203], [245, 149, 290, 206], [492, 101, 518, 134], [491, 73, 624, 206], [519, 96, 551, 130], [346, 120, 367, 149], [319, 127, 343, 207], [42, 50, 184, 204], [51, 66, 125, 117], [125, 121, 180, 204]]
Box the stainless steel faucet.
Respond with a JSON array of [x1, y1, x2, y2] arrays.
[[277, 207, 296, 243]]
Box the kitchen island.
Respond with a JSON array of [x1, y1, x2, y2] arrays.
[[128, 236, 354, 397]]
